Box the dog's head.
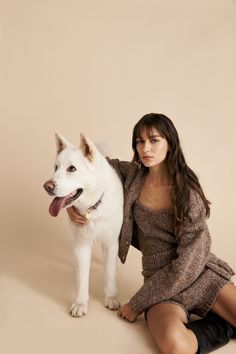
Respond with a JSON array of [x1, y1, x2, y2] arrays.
[[43, 133, 103, 217]]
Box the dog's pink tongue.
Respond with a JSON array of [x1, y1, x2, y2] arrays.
[[49, 196, 67, 217]]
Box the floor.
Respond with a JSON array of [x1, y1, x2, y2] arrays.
[[1, 217, 236, 354]]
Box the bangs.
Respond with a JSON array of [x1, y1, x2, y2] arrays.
[[135, 123, 165, 140]]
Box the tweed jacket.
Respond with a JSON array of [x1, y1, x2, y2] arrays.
[[108, 158, 235, 315], [107, 158, 144, 262]]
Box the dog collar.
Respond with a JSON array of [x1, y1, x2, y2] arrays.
[[84, 193, 104, 220]]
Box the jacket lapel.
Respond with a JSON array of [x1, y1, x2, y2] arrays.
[[125, 168, 146, 210]]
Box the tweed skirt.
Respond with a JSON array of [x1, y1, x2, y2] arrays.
[[145, 267, 233, 320]]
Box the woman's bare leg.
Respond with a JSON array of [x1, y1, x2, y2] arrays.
[[211, 283, 236, 327], [146, 303, 198, 354]]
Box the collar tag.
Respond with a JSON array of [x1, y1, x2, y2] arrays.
[[85, 208, 92, 220]]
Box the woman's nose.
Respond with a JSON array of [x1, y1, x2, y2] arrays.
[[144, 142, 151, 152]]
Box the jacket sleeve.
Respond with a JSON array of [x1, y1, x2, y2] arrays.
[[129, 191, 211, 315], [106, 157, 130, 183], [106, 157, 140, 252]]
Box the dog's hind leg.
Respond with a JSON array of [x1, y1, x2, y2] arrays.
[[70, 240, 92, 317], [102, 241, 120, 311]]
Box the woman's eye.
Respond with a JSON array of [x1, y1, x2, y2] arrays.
[[151, 139, 158, 143], [136, 140, 143, 144], [67, 165, 76, 172]]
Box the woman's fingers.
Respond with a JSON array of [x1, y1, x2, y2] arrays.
[[67, 206, 88, 225], [117, 303, 138, 322]]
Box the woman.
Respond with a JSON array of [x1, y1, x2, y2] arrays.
[[68, 113, 236, 354]]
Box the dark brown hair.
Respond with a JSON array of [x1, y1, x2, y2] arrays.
[[132, 113, 210, 231]]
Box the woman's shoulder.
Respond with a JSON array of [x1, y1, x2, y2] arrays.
[[106, 157, 135, 171], [106, 157, 139, 180], [177, 188, 208, 236], [189, 188, 203, 205], [188, 188, 207, 221]]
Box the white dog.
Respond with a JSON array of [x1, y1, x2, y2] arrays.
[[43, 133, 123, 317]]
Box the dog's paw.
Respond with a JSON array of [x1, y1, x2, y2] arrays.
[[70, 303, 88, 317], [104, 296, 120, 311]]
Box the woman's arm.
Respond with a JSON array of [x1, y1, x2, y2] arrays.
[[107, 158, 141, 251], [129, 191, 211, 315]]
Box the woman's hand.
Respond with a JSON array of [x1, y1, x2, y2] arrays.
[[67, 206, 88, 225], [117, 303, 138, 322]]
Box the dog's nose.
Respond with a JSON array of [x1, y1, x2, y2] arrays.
[[43, 180, 55, 195]]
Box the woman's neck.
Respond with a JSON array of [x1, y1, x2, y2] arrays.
[[147, 162, 171, 186]]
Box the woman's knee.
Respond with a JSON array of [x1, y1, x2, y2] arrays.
[[146, 304, 196, 354], [147, 317, 192, 353], [211, 283, 236, 327], [155, 328, 193, 354]]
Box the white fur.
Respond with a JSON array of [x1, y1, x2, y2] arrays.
[[46, 133, 123, 317]]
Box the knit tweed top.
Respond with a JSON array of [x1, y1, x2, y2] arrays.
[[107, 158, 235, 316]]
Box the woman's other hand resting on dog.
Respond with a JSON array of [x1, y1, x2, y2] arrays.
[[67, 206, 88, 225]]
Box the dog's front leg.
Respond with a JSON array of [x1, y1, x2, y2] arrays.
[[102, 240, 120, 311], [70, 240, 92, 317]]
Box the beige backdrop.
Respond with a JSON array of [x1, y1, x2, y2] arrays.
[[1, 1, 236, 353]]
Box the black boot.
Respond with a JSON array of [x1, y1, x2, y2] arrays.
[[185, 311, 236, 354]]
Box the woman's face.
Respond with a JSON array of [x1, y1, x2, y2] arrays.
[[136, 127, 169, 168]]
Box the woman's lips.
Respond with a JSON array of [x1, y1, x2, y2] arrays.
[[142, 156, 153, 160]]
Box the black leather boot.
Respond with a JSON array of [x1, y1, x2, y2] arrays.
[[185, 311, 236, 354]]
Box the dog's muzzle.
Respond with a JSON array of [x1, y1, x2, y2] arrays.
[[43, 180, 83, 217]]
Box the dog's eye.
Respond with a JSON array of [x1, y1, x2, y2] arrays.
[[67, 165, 76, 172], [55, 165, 58, 172]]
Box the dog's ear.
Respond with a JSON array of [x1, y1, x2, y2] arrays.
[[55, 132, 70, 154], [80, 133, 95, 162]]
